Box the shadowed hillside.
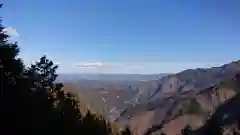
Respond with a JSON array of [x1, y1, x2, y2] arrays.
[[180, 75, 240, 135], [147, 75, 240, 135]]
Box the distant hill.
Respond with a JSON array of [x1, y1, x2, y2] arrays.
[[56, 73, 169, 82]]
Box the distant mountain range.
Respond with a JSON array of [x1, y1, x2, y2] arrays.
[[56, 73, 169, 82]]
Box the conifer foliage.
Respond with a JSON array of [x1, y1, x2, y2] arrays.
[[0, 4, 131, 135]]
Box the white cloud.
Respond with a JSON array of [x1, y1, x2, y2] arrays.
[[75, 62, 143, 70], [2, 27, 20, 37], [76, 62, 105, 68]]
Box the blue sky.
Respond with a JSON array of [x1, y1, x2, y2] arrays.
[[1, 0, 240, 74]]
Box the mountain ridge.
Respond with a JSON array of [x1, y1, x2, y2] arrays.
[[115, 60, 240, 135]]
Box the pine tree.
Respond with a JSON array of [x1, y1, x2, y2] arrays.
[[26, 55, 58, 90], [0, 5, 24, 89], [0, 3, 23, 102], [0, 4, 8, 44], [0, 5, 26, 135]]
